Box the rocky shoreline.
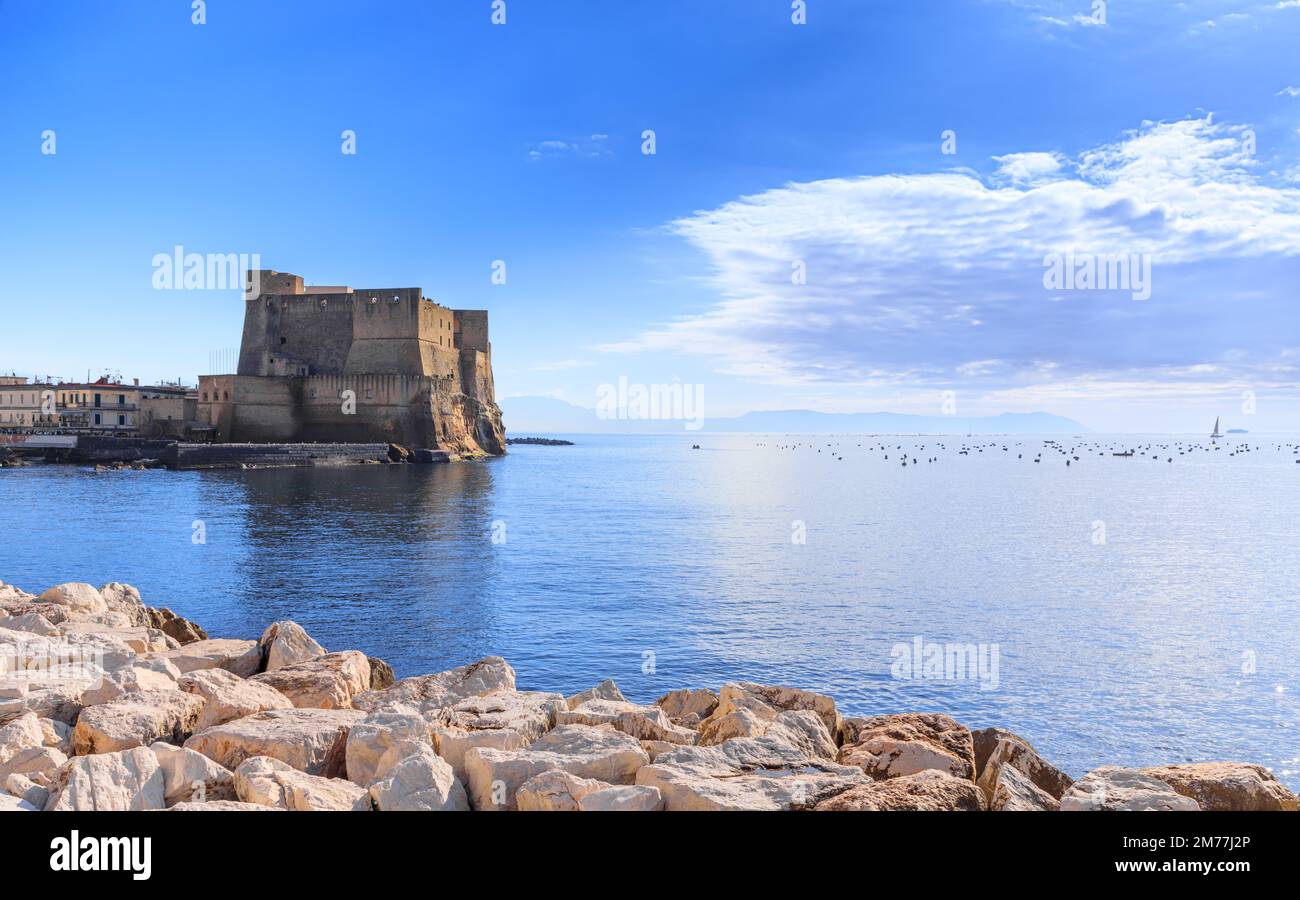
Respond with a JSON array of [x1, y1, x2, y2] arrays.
[[2, 578, 1296, 812]]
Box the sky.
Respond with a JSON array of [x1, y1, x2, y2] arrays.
[[1, 0, 1298, 432]]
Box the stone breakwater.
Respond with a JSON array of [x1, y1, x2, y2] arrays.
[[2, 579, 1296, 813]]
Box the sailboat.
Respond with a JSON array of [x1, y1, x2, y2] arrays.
[[1211, 417, 1223, 440]]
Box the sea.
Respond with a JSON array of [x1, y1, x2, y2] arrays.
[[2, 432, 1297, 787]]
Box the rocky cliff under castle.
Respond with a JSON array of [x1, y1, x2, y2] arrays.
[[197, 270, 506, 457]]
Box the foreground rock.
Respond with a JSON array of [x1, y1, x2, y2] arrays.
[[1138, 763, 1297, 812], [178, 668, 294, 731], [345, 712, 432, 787], [699, 682, 841, 739], [429, 691, 565, 783], [815, 770, 984, 811], [974, 729, 1072, 802], [251, 651, 370, 710], [578, 784, 664, 811], [637, 734, 865, 810], [44, 747, 165, 810], [150, 742, 235, 805], [1060, 766, 1201, 811], [37, 583, 108, 617], [557, 698, 697, 746], [698, 707, 835, 759], [185, 708, 364, 775], [368, 742, 468, 811], [987, 764, 1059, 811], [234, 755, 370, 811], [464, 724, 649, 810], [150, 639, 261, 678], [564, 678, 626, 710], [656, 688, 719, 727], [71, 689, 204, 755], [838, 713, 976, 782], [517, 769, 607, 811], [353, 656, 515, 714]]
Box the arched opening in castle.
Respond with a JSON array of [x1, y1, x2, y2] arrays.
[[197, 270, 506, 456]]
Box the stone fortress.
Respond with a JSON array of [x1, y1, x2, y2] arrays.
[[198, 271, 506, 456]]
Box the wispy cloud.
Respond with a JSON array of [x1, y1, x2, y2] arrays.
[[604, 117, 1300, 406], [527, 134, 612, 161]]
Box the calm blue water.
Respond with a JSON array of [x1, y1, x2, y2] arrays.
[[2, 433, 1298, 786]]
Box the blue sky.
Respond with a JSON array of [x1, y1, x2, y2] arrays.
[[1, 0, 1298, 431]]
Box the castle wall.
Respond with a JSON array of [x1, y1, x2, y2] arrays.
[[297, 374, 432, 445]]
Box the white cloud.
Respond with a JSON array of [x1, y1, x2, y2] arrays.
[[993, 151, 1068, 184], [604, 117, 1300, 404], [1278, 86, 1300, 97]]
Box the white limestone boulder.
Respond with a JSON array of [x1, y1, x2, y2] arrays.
[[43, 746, 165, 810], [699, 681, 841, 739], [565, 678, 626, 710], [353, 656, 516, 714], [149, 741, 235, 805], [427, 690, 566, 783], [71, 688, 204, 755], [1060, 766, 1202, 811], [815, 770, 985, 810], [149, 638, 261, 678], [169, 799, 280, 811], [463, 724, 650, 811], [259, 620, 325, 672], [516, 769, 608, 811], [5, 772, 49, 809], [184, 707, 364, 775], [838, 713, 976, 782], [655, 688, 719, 726], [79, 664, 179, 707], [346, 712, 432, 787], [36, 583, 108, 617], [578, 784, 665, 811], [699, 707, 836, 759], [556, 698, 697, 746], [0, 613, 59, 637], [368, 741, 468, 811], [177, 667, 293, 731], [251, 650, 370, 710], [636, 733, 865, 811]]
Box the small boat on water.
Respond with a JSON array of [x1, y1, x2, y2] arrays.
[[1211, 417, 1223, 441]]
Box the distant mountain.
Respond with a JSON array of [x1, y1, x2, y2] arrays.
[[500, 396, 1089, 435]]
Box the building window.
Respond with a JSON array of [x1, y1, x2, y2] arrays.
[[94, 414, 101, 425], [223, 391, 229, 401], [118, 414, 125, 426]]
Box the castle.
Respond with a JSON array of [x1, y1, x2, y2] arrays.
[[197, 271, 506, 456]]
